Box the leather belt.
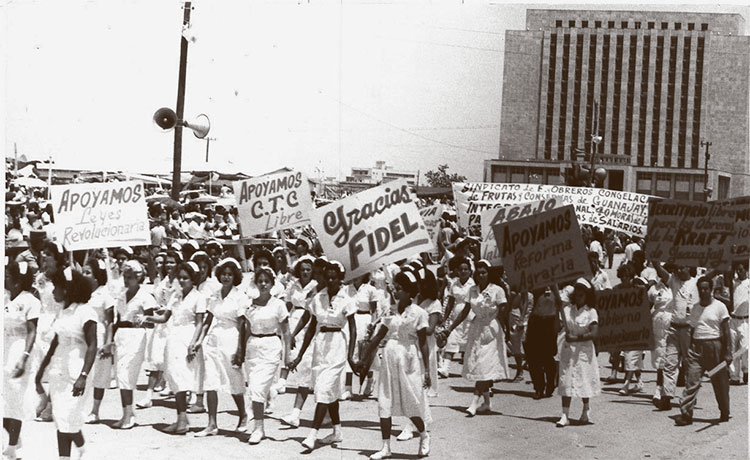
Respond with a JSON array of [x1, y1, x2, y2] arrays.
[[356, 311, 371, 315], [320, 326, 341, 333], [250, 333, 277, 338], [731, 314, 749, 320], [116, 321, 154, 329]]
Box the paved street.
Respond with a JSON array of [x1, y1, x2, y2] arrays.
[[15, 352, 747, 460]]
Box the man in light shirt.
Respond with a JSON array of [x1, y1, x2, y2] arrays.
[[730, 262, 749, 385], [674, 276, 732, 426]]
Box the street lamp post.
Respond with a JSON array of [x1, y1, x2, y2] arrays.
[[171, 1, 192, 201], [589, 102, 603, 187]]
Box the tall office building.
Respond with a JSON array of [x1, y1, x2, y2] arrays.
[[486, 10, 750, 199]]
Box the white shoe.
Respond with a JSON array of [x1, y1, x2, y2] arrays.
[[320, 431, 343, 445], [302, 435, 316, 450], [2, 446, 17, 460], [437, 368, 448, 378], [341, 390, 352, 401], [85, 413, 100, 424], [396, 429, 415, 441], [281, 415, 300, 428], [477, 401, 491, 414], [135, 398, 152, 409], [248, 429, 265, 445], [160, 388, 173, 397], [419, 433, 431, 457], [466, 396, 480, 417], [556, 414, 570, 427], [370, 448, 392, 459], [427, 389, 438, 398]]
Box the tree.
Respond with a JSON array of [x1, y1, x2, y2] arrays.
[[424, 164, 466, 188]]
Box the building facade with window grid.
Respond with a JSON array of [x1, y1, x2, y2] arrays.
[[487, 9, 750, 200]]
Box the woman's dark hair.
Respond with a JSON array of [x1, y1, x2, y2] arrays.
[[697, 275, 713, 290], [574, 283, 597, 307], [394, 271, 419, 298], [178, 262, 201, 285], [6, 260, 36, 292], [85, 259, 108, 287], [418, 268, 439, 301], [52, 269, 93, 304], [253, 248, 276, 272], [617, 262, 635, 282], [215, 260, 243, 286], [448, 256, 471, 273], [472, 262, 502, 286], [255, 266, 276, 284]]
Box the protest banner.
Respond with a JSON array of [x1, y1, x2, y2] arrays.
[[646, 199, 735, 269], [714, 196, 750, 263], [480, 197, 564, 266], [453, 182, 652, 238], [594, 286, 652, 352], [419, 203, 443, 260], [50, 180, 151, 250], [310, 179, 433, 281], [233, 169, 313, 237], [492, 204, 591, 291]]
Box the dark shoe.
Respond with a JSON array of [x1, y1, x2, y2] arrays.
[[657, 397, 672, 411], [729, 379, 741, 386], [543, 388, 555, 398], [719, 413, 731, 423], [533, 391, 543, 400], [674, 415, 692, 426], [743, 373, 748, 385]]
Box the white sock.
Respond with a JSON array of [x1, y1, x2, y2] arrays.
[[145, 389, 153, 400], [291, 407, 301, 419], [5, 446, 16, 457], [307, 428, 318, 439], [562, 406, 570, 417], [382, 439, 392, 451], [332, 424, 342, 436]]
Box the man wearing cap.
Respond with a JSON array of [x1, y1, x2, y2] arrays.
[[15, 230, 46, 273], [674, 276, 732, 425]]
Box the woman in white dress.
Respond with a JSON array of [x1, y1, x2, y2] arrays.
[[111, 260, 157, 429], [416, 267, 442, 399], [554, 278, 600, 427], [359, 270, 431, 460], [289, 261, 357, 451], [236, 266, 291, 444], [137, 250, 181, 408], [441, 257, 475, 369], [35, 268, 97, 460], [194, 258, 248, 436], [650, 278, 674, 407], [146, 261, 206, 434], [281, 255, 318, 428], [82, 259, 116, 423], [345, 273, 379, 398], [33, 242, 66, 421], [440, 260, 509, 416], [4, 261, 40, 460], [187, 251, 220, 414]]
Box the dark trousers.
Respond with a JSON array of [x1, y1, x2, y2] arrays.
[[679, 338, 730, 419], [525, 315, 557, 394]]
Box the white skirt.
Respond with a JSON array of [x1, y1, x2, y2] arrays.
[[311, 330, 347, 404], [114, 328, 147, 390], [378, 339, 427, 419], [463, 318, 509, 382], [48, 341, 94, 433], [558, 340, 601, 398], [4, 334, 36, 420], [445, 312, 471, 354], [203, 324, 245, 394], [651, 311, 672, 369], [145, 323, 169, 371], [245, 335, 282, 403], [165, 325, 201, 393], [287, 309, 313, 388]]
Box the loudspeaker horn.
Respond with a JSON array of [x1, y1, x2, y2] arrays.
[[153, 107, 178, 131], [184, 114, 210, 139]]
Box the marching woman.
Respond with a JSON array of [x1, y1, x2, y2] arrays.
[[195, 258, 248, 436], [33, 241, 66, 421], [347, 273, 379, 398], [553, 279, 600, 427], [359, 271, 431, 459], [82, 259, 116, 423], [441, 257, 475, 371], [188, 251, 220, 414], [112, 260, 157, 429], [137, 250, 181, 408], [649, 275, 674, 407], [417, 267, 442, 398], [4, 261, 40, 460], [236, 265, 291, 444], [35, 268, 97, 460], [281, 255, 318, 428], [147, 261, 206, 434], [439, 260, 509, 416], [289, 261, 357, 451]]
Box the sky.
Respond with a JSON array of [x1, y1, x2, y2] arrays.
[[2, 0, 749, 183]]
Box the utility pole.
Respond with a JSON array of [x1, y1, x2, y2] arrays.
[[171, 1, 192, 201], [701, 140, 712, 200], [589, 101, 602, 187], [204, 137, 216, 194]]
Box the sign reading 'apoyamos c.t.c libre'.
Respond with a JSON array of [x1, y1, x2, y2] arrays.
[[310, 179, 433, 281]]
